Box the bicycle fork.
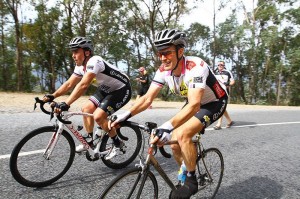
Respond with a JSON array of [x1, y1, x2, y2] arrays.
[[43, 124, 64, 160]]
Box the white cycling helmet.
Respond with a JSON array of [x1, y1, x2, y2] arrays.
[[68, 36, 94, 55], [154, 29, 187, 50]]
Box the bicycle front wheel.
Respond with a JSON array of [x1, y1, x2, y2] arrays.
[[100, 122, 142, 169], [9, 126, 75, 187], [194, 148, 224, 199], [99, 167, 158, 199]]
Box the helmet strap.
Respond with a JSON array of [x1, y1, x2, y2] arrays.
[[171, 46, 184, 76], [83, 49, 92, 66]]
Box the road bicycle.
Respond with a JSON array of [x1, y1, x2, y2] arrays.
[[99, 121, 224, 199], [9, 97, 143, 187]]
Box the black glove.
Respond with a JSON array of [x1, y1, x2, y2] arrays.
[[57, 102, 70, 111], [154, 121, 173, 144], [44, 94, 55, 102], [155, 128, 172, 143]]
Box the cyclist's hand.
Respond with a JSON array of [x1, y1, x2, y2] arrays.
[[151, 121, 173, 146], [54, 102, 70, 113], [108, 111, 132, 130], [43, 94, 55, 102]]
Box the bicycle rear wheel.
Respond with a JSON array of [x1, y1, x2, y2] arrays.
[[9, 126, 75, 187], [100, 122, 142, 169], [99, 167, 158, 199], [193, 148, 224, 199]]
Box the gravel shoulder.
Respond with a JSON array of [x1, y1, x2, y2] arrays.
[[0, 92, 299, 113]]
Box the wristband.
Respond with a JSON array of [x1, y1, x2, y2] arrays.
[[124, 110, 132, 118], [160, 121, 174, 131]]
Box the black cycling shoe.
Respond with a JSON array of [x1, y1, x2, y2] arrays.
[[170, 175, 198, 199]]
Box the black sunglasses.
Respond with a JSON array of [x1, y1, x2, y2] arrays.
[[157, 50, 176, 57]]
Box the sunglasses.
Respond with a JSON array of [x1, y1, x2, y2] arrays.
[[157, 50, 176, 58], [218, 64, 224, 66]]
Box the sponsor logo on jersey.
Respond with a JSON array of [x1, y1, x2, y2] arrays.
[[200, 60, 205, 67], [179, 81, 188, 97], [87, 64, 94, 70], [193, 76, 203, 83], [186, 61, 196, 70], [203, 115, 211, 126], [213, 99, 226, 120], [91, 78, 97, 85], [110, 70, 128, 83], [212, 82, 226, 98], [99, 84, 110, 93], [107, 106, 115, 114]]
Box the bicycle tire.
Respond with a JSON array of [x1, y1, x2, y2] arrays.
[[99, 167, 158, 199], [193, 148, 224, 199], [100, 122, 142, 169], [9, 126, 75, 187]]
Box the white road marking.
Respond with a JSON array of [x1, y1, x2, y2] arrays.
[[0, 149, 45, 159], [1, 121, 300, 159]]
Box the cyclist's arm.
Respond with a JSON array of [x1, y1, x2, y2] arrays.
[[52, 75, 81, 98], [169, 87, 204, 129], [65, 72, 95, 105], [130, 84, 161, 116]]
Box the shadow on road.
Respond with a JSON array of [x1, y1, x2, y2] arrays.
[[230, 121, 257, 127], [217, 176, 283, 199]]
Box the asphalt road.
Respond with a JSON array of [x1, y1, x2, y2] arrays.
[[1, 107, 300, 199]]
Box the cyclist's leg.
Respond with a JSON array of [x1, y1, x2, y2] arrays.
[[93, 86, 132, 159], [170, 98, 227, 198], [75, 94, 99, 152], [93, 85, 131, 137], [82, 100, 97, 133]]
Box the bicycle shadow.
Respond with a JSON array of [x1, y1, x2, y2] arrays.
[[216, 176, 283, 199]]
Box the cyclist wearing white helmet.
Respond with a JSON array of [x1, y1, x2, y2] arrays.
[[110, 29, 228, 198], [43, 36, 131, 159]]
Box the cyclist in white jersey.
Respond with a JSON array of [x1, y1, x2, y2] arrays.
[[43, 37, 131, 158], [109, 29, 228, 198]]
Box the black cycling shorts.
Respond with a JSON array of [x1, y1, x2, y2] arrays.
[[89, 84, 132, 115], [183, 97, 228, 128]]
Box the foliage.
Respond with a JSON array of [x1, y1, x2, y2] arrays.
[[0, 0, 299, 105]]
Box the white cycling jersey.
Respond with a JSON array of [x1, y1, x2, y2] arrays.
[[152, 56, 227, 105], [73, 56, 129, 93]]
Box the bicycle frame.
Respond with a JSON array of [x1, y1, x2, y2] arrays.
[[43, 111, 110, 160], [147, 145, 177, 190], [135, 134, 206, 195]]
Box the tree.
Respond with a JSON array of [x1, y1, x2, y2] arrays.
[[4, 0, 23, 91]]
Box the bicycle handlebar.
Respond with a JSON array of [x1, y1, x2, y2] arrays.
[[34, 97, 51, 115], [34, 97, 71, 124], [108, 116, 173, 159]]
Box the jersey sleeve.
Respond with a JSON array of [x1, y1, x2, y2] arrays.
[[188, 60, 209, 89], [73, 66, 84, 77], [86, 56, 105, 74], [151, 67, 166, 88]]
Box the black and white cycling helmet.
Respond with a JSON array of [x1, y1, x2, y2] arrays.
[[68, 36, 94, 55], [154, 29, 187, 50]]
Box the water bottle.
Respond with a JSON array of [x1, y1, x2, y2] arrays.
[[177, 161, 187, 185]]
